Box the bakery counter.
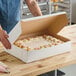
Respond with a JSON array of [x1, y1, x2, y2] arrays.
[[0, 25, 76, 76]]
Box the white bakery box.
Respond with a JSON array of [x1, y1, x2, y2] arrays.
[[4, 12, 71, 63]]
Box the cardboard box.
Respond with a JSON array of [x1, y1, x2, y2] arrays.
[[4, 12, 71, 63]]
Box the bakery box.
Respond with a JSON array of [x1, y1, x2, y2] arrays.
[[4, 12, 71, 63]]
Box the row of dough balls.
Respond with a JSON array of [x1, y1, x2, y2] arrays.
[[14, 35, 63, 51], [43, 35, 63, 44]]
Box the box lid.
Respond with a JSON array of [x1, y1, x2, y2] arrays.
[[8, 12, 68, 44], [21, 12, 68, 35]]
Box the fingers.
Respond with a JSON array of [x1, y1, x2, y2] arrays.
[[3, 31, 9, 38], [0, 37, 11, 49], [0, 26, 11, 49]]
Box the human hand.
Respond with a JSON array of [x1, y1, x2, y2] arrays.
[[0, 26, 11, 49]]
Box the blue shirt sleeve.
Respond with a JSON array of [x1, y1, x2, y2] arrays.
[[0, 0, 20, 33]]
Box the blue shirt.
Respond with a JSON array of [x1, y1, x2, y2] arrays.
[[0, 0, 20, 33]]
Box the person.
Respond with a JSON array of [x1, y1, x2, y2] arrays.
[[0, 0, 42, 49]]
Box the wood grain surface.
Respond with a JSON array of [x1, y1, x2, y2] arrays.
[[0, 25, 76, 76]]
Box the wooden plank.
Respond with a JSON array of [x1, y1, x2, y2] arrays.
[[0, 25, 76, 76]]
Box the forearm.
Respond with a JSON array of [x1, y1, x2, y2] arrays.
[[25, 0, 42, 16]]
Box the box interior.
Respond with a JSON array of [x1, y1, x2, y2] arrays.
[[15, 13, 69, 43]]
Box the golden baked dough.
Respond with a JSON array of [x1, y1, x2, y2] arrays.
[[14, 35, 63, 51]]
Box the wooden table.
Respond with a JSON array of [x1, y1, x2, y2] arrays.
[[0, 25, 76, 76]]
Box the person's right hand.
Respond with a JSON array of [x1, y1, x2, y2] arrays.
[[0, 26, 11, 49]]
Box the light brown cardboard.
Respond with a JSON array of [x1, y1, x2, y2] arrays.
[[20, 13, 68, 36]]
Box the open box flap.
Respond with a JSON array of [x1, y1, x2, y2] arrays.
[[8, 22, 21, 44], [20, 12, 68, 36]]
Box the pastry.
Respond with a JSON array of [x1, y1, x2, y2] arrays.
[[15, 35, 63, 51]]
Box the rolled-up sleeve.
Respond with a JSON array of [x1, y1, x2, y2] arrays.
[[0, 0, 20, 33]]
